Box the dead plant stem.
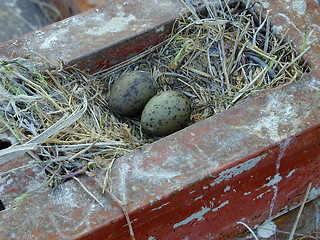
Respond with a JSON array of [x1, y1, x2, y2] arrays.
[[288, 182, 312, 240]]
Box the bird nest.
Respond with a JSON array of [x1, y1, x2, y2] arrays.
[[0, 1, 310, 192]]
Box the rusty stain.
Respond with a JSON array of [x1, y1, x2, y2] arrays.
[[0, 0, 320, 239]]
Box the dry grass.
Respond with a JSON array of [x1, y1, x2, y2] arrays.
[[0, 1, 310, 190]]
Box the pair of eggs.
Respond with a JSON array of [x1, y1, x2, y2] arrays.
[[109, 71, 191, 136]]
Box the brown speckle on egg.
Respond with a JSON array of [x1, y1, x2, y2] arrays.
[[141, 90, 191, 136]]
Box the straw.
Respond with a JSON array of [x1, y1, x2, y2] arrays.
[[0, 1, 309, 187]]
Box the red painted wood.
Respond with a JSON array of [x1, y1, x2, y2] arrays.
[[0, 0, 319, 239], [76, 123, 320, 240]]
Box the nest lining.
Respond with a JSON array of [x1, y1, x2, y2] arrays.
[[0, 1, 310, 189]]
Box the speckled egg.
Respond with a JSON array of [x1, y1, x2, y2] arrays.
[[109, 71, 158, 117], [141, 90, 191, 136]]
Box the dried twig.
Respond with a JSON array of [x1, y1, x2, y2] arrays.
[[288, 182, 313, 240], [72, 175, 104, 207], [105, 188, 136, 240]]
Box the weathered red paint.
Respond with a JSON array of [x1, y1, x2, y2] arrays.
[[0, 0, 319, 239], [73, 21, 174, 72], [0, 0, 184, 73], [76, 121, 320, 239]]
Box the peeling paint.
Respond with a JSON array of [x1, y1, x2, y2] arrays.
[[269, 138, 291, 216], [211, 200, 229, 212], [261, 173, 283, 188], [151, 202, 170, 211], [210, 155, 265, 187], [173, 206, 211, 228], [195, 195, 204, 201], [286, 169, 296, 178], [254, 189, 272, 200], [224, 186, 231, 192]]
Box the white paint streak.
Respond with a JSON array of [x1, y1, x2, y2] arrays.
[[211, 200, 229, 212], [194, 195, 204, 201], [151, 202, 170, 211], [173, 206, 211, 228], [269, 138, 291, 217], [244, 192, 251, 196], [210, 155, 264, 187], [262, 174, 283, 188], [254, 189, 272, 200], [255, 192, 265, 200], [224, 186, 231, 192], [286, 169, 296, 178]]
